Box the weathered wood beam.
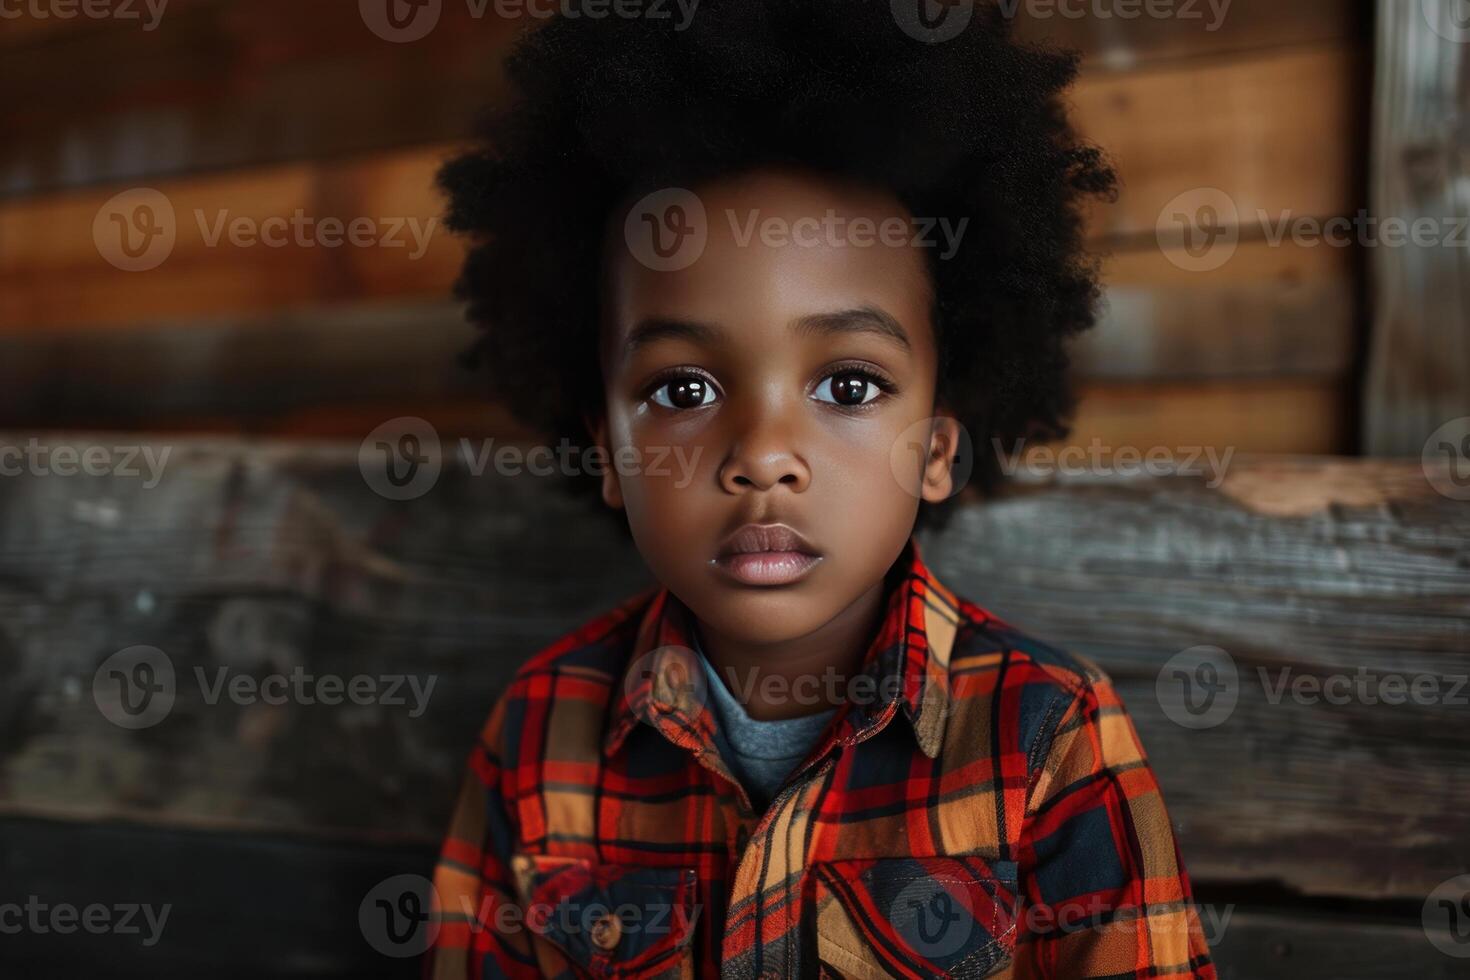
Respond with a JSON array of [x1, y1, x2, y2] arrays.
[[0, 439, 1463, 903]]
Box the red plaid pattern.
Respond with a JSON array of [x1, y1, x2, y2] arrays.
[[426, 536, 1216, 978]]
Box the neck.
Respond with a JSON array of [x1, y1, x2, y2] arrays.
[[695, 575, 892, 722]]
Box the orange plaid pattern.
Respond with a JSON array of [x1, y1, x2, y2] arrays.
[[426, 536, 1216, 978]]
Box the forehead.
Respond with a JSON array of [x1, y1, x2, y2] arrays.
[[604, 168, 935, 360]]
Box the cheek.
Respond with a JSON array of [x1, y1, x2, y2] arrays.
[[814, 414, 911, 482], [612, 410, 713, 488], [812, 414, 931, 544], [607, 414, 714, 541]]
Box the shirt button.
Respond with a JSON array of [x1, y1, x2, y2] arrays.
[[590, 912, 622, 952]]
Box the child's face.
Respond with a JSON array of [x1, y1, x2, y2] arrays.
[[594, 167, 960, 647]]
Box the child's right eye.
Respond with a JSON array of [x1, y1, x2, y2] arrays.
[[649, 374, 719, 410]]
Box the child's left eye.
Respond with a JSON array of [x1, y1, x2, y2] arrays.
[[812, 370, 885, 407]]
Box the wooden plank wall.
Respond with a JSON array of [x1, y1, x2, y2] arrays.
[[1363, 0, 1470, 454], [4, 2, 1435, 978], [0, 442, 1465, 978], [0, 0, 1369, 454]]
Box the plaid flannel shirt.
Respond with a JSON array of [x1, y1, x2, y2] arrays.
[[426, 535, 1216, 979]]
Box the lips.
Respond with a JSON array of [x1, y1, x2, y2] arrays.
[[713, 523, 822, 586], [716, 523, 820, 558]]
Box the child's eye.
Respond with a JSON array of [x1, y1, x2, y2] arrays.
[[812, 369, 889, 408], [649, 374, 719, 410]]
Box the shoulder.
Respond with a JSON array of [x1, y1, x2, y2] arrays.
[[508, 586, 655, 689], [953, 596, 1111, 694], [477, 586, 656, 748], [944, 594, 1119, 767]]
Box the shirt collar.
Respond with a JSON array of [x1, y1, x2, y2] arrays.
[[602, 535, 961, 761]]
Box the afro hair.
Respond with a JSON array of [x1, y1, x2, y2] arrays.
[[437, 0, 1117, 535]]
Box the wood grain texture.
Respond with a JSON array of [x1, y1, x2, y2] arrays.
[[1362, 1, 1470, 454], [1075, 44, 1363, 239], [0, 0, 519, 196], [0, 439, 1464, 905], [1083, 239, 1356, 380], [1201, 907, 1466, 980], [1013, 0, 1365, 71], [0, 436, 647, 839], [0, 300, 481, 426], [0, 0, 1362, 195], [1067, 377, 1350, 454], [0, 108, 1349, 334], [0, 145, 464, 332], [0, 236, 1355, 434], [923, 456, 1470, 900], [0, 44, 1364, 331]]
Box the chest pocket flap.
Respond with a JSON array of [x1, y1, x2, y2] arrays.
[[511, 853, 700, 979], [812, 855, 1019, 979]]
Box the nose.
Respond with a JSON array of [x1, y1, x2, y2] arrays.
[[718, 407, 811, 495]]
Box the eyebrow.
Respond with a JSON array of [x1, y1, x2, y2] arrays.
[[792, 306, 912, 353], [621, 305, 912, 362]]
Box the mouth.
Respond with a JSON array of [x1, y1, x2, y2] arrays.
[[712, 523, 823, 586]]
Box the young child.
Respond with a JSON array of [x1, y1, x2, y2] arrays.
[[426, 2, 1216, 977]]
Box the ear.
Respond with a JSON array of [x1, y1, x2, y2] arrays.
[[918, 412, 964, 504], [584, 411, 624, 511]]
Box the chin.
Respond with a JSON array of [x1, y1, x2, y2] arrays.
[[690, 585, 836, 642]]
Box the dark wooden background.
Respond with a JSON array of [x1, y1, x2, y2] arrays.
[[4, 1, 1470, 977], [1, 0, 1372, 450]]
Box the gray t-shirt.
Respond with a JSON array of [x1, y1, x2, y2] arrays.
[[693, 631, 837, 812]]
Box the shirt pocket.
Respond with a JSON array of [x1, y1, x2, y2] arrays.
[[810, 855, 1019, 979], [510, 853, 700, 979]]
